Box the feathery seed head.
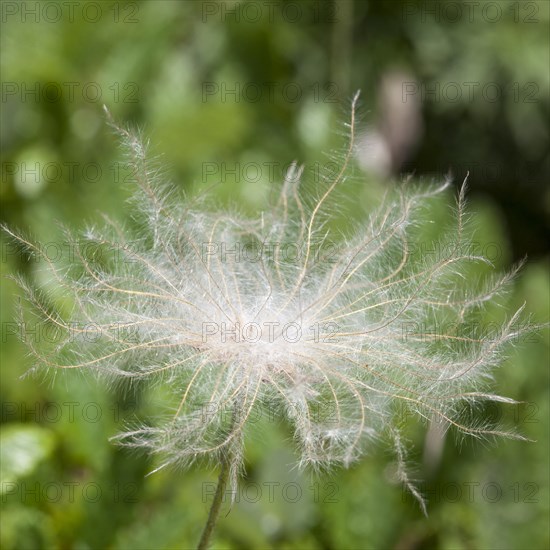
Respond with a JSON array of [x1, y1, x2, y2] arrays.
[[5, 93, 536, 511]]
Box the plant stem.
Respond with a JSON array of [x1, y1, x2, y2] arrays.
[[196, 454, 230, 550]]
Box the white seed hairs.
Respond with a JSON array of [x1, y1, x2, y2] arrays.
[[4, 92, 535, 513]]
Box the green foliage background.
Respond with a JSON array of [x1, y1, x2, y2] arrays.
[[1, 1, 549, 549]]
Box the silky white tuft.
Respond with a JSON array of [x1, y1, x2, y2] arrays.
[[5, 93, 535, 512]]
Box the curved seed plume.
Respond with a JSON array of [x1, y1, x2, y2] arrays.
[[3, 94, 538, 510]]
